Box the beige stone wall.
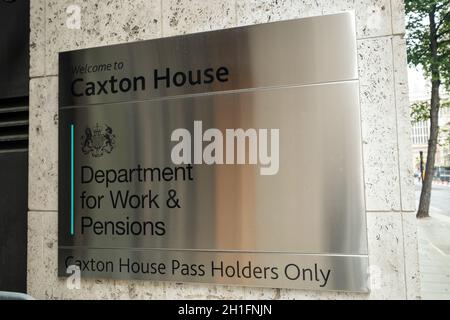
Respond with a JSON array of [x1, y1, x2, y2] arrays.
[[28, 0, 420, 299]]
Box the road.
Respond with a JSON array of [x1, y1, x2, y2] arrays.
[[415, 183, 450, 216]]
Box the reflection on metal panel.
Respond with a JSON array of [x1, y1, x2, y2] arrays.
[[59, 83, 366, 254]]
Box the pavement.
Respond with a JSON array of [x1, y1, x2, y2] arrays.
[[415, 182, 450, 300]]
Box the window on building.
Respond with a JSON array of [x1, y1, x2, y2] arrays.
[[412, 120, 430, 145]]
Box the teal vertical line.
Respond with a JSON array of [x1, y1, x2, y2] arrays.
[[71, 124, 74, 236]]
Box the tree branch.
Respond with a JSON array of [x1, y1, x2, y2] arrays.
[[437, 28, 450, 38], [436, 0, 450, 12], [436, 10, 450, 32]]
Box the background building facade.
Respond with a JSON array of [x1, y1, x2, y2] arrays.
[[28, 0, 419, 299], [411, 109, 450, 172], [409, 67, 450, 176]]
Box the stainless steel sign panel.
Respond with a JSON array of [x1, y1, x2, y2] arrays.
[[59, 12, 358, 107], [58, 249, 369, 292], [59, 83, 366, 254], [58, 12, 369, 292]]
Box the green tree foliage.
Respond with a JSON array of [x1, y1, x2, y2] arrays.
[[406, 1, 450, 87], [410, 99, 450, 123]]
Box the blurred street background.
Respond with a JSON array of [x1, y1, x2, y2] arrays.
[[416, 182, 450, 299]]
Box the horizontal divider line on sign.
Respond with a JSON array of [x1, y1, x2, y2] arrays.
[[58, 79, 360, 110], [58, 246, 368, 257]]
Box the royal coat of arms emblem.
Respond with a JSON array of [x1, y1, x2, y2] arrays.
[[81, 123, 115, 157]]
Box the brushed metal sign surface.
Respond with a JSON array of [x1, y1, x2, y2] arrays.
[[59, 12, 357, 107], [58, 12, 369, 292], [58, 249, 369, 292]]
